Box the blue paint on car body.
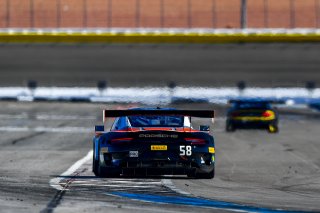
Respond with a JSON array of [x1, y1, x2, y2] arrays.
[[109, 192, 310, 213]]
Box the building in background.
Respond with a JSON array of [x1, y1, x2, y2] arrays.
[[0, 0, 319, 29]]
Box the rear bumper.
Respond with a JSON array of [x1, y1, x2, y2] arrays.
[[120, 167, 211, 175], [102, 164, 214, 175], [228, 119, 277, 128], [100, 151, 215, 174]]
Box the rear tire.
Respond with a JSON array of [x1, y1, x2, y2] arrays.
[[92, 157, 99, 176], [187, 170, 196, 178], [226, 121, 236, 132], [268, 124, 279, 133], [189, 167, 215, 179], [196, 168, 215, 179], [92, 144, 99, 176]]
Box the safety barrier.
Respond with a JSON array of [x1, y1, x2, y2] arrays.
[[0, 28, 319, 43], [0, 86, 319, 106]]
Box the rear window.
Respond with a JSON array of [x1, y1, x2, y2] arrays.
[[128, 115, 184, 127]]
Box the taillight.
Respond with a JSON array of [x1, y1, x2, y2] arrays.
[[110, 138, 133, 144], [262, 110, 274, 117], [185, 138, 206, 145]]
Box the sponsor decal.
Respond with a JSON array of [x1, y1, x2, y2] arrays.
[[208, 147, 215, 154], [100, 147, 108, 153], [179, 145, 192, 156], [129, 151, 139, 157], [139, 134, 178, 139], [151, 145, 168, 151]]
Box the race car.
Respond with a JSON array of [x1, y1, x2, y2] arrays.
[[92, 108, 215, 178], [226, 99, 279, 133]]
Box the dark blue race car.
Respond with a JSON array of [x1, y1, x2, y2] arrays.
[[226, 99, 279, 133], [92, 108, 215, 178]]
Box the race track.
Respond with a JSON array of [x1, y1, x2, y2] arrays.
[[0, 101, 319, 213], [0, 43, 320, 87]]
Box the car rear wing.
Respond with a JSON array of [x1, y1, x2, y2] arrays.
[[102, 109, 214, 123]]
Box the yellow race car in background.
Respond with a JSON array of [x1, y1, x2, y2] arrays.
[[226, 99, 279, 133]]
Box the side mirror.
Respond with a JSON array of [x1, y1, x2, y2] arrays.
[[95, 125, 104, 132], [200, 125, 210, 132]]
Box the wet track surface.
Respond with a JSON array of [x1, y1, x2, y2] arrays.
[[0, 102, 319, 212]]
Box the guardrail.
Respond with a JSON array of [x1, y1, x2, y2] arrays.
[[0, 86, 319, 107], [1, 28, 320, 43]]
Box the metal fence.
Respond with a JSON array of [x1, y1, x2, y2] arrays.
[[0, 0, 319, 29]]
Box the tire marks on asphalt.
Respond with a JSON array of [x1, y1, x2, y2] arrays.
[[11, 131, 45, 145], [45, 150, 181, 212], [46, 150, 311, 213]]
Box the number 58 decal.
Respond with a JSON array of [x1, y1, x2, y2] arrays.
[[180, 145, 192, 156]]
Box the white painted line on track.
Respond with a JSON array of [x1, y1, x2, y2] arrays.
[[49, 150, 93, 191], [0, 126, 92, 133], [161, 178, 191, 195], [0, 113, 95, 120], [0, 126, 30, 132], [0, 114, 28, 119], [88, 195, 184, 213], [49, 149, 189, 198], [48, 150, 255, 213], [34, 126, 92, 133], [36, 114, 96, 120]]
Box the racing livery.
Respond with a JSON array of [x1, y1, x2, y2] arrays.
[[226, 99, 279, 133], [93, 108, 215, 178]]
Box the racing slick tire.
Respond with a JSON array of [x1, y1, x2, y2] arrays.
[[92, 153, 99, 176], [93, 143, 120, 177], [188, 167, 215, 179], [187, 170, 196, 178], [197, 168, 215, 179], [226, 121, 236, 132], [268, 124, 279, 134], [92, 144, 99, 176]]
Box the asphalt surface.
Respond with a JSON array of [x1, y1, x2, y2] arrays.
[[0, 43, 320, 87], [0, 101, 319, 213]]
